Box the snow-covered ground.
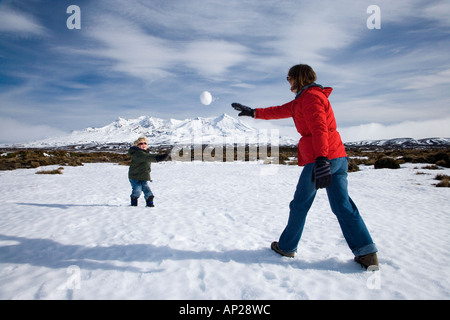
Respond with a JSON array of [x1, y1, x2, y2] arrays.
[[0, 161, 449, 300]]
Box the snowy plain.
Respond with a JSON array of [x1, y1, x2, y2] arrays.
[[0, 160, 449, 300]]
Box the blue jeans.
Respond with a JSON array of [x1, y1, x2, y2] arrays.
[[278, 157, 377, 257], [129, 179, 153, 199]]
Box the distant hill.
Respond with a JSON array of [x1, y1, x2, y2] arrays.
[[344, 137, 450, 149]]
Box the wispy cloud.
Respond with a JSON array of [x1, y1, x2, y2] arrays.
[[85, 17, 250, 82], [0, 6, 46, 36], [404, 68, 450, 90], [89, 19, 177, 81], [340, 116, 450, 142], [183, 40, 249, 77], [0, 117, 65, 144]]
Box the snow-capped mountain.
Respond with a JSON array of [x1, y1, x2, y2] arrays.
[[18, 114, 296, 148], [344, 137, 450, 148]]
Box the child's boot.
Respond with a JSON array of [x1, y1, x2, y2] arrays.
[[131, 196, 138, 206], [146, 195, 154, 207]]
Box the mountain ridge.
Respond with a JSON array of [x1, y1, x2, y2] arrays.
[[3, 114, 449, 150], [10, 113, 297, 148], [344, 137, 450, 148]]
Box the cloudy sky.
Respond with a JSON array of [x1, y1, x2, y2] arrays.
[[0, 0, 449, 144]]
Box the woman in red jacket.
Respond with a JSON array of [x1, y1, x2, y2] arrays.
[[232, 64, 378, 269]]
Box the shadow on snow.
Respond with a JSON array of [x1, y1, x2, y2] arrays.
[[0, 234, 363, 274], [16, 202, 123, 209]]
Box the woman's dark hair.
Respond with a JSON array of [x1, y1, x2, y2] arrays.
[[287, 64, 317, 93]]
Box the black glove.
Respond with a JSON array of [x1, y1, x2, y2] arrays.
[[312, 157, 332, 189], [231, 103, 255, 117], [155, 153, 169, 162]]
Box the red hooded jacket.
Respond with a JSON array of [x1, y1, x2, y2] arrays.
[[254, 86, 347, 166]]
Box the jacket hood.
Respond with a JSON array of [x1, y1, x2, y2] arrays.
[[295, 83, 332, 99], [128, 146, 147, 154]]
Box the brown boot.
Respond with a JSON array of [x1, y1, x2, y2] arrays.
[[271, 241, 295, 258], [355, 252, 379, 270]]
